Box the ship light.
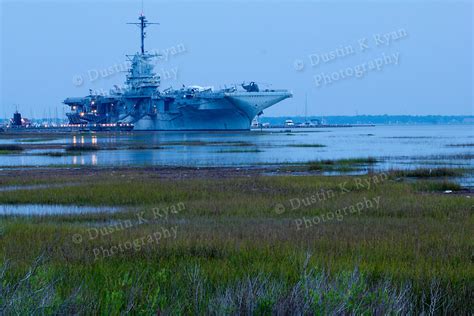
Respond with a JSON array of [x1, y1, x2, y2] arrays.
[[80, 112, 85, 117]]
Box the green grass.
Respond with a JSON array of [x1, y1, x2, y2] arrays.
[[446, 143, 474, 147], [161, 141, 254, 147], [32, 151, 82, 157], [288, 144, 326, 148], [126, 145, 164, 150], [0, 144, 24, 151], [0, 256, 449, 314], [217, 149, 263, 153], [390, 167, 467, 178], [65, 145, 100, 152], [0, 150, 20, 155], [0, 145, 24, 155], [307, 157, 377, 171], [0, 169, 472, 313], [411, 180, 462, 192], [16, 138, 59, 143], [64, 145, 163, 152]]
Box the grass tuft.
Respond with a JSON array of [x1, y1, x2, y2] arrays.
[[0, 254, 458, 314], [288, 144, 326, 148], [65, 145, 99, 152], [412, 180, 462, 192], [0, 169, 471, 314], [390, 168, 466, 178], [446, 143, 474, 147], [0, 145, 24, 155], [0, 144, 24, 151], [217, 149, 262, 153], [308, 157, 377, 171]]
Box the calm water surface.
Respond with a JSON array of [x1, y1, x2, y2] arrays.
[[0, 204, 120, 216], [0, 125, 472, 169]]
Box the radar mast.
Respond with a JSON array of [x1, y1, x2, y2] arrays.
[[127, 14, 159, 54]]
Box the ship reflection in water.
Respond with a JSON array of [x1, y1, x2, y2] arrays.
[[72, 155, 98, 166], [0, 126, 472, 177]]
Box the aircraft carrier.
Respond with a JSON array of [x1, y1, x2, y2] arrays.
[[65, 14, 292, 131]]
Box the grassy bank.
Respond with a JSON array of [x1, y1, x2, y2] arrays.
[[389, 167, 467, 178], [307, 157, 377, 171], [0, 144, 24, 155], [288, 144, 326, 148], [0, 169, 472, 314]]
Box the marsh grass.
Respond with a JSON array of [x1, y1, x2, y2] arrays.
[[161, 141, 254, 147], [0, 255, 83, 314], [16, 138, 59, 143], [0, 145, 24, 154], [411, 180, 462, 192], [0, 170, 472, 313], [446, 143, 474, 147], [0, 151, 19, 155], [0, 145, 25, 151], [0, 255, 452, 314], [288, 144, 326, 148], [307, 157, 377, 171], [390, 167, 467, 178], [126, 145, 164, 150], [32, 151, 81, 157], [65, 145, 99, 152], [217, 149, 263, 153], [65, 145, 164, 152]]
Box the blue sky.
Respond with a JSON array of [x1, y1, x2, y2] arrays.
[[1, 0, 472, 118]]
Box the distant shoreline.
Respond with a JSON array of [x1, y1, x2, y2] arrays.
[[259, 115, 473, 126], [1, 115, 472, 127]]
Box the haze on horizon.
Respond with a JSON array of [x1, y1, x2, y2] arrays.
[[0, 0, 472, 119]]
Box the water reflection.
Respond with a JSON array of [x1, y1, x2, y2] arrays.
[[0, 125, 472, 169], [0, 183, 77, 192], [0, 204, 120, 216]]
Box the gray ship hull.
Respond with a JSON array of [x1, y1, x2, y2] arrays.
[[131, 110, 250, 131], [122, 91, 292, 131]]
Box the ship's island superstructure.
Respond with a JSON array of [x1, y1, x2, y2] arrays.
[[64, 14, 292, 130]]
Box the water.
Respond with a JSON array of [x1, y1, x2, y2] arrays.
[[0, 125, 472, 168], [0, 204, 120, 216], [0, 183, 80, 192]]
